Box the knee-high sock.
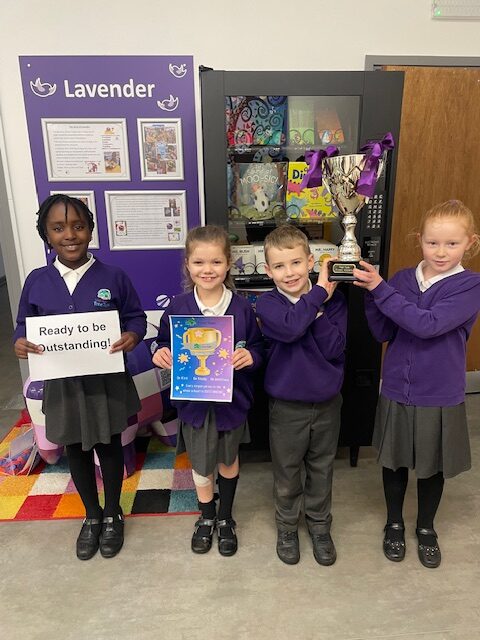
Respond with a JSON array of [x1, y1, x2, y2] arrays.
[[66, 443, 101, 519], [383, 466, 408, 525], [95, 434, 124, 518], [217, 473, 239, 522], [417, 472, 444, 533]]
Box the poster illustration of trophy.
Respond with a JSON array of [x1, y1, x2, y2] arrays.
[[169, 315, 234, 402]]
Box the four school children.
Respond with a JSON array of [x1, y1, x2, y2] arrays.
[[14, 195, 480, 569]]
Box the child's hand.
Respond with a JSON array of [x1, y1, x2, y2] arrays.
[[14, 337, 44, 359], [316, 258, 337, 302], [110, 331, 140, 354], [232, 347, 253, 370], [353, 261, 383, 291], [152, 346, 173, 369]]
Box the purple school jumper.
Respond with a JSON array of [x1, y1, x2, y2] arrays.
[[155, 291, 264, 431], [256, 285, 347, 402], [364, 268, 480, 407], [14, 260, 147, 343]]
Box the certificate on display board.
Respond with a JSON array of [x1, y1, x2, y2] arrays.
[[138, 118, 184, 180], [105, 190, 187, 250], [170, 315, 234, 402], [26, 310, 124, 381], [41, 118, 130, 181], [50, 190, 100, 249]]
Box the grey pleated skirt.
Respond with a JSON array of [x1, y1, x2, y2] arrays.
[[372, 394, 471, 479], [42, 372, 141, 451], [177, 408, 250, 476]]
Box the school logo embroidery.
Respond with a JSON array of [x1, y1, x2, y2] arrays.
[[97, 289, 111, 301]]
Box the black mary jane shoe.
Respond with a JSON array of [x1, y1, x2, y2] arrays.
[[191, 517, 216, 554], [416, 527, 441, 569], [217, 518, 238, 557], [100, 514, 125, 559], [76, 517, 102, 561], [383, 523, 406, 562]]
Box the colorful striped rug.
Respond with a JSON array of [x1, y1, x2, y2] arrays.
[[0, 412, 198, 521]]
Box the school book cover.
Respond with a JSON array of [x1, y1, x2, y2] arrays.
[[169, 315, 234, 403], [286, 162, 336, 220], [228, 162, 287, 221]]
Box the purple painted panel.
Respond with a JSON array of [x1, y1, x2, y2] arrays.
[[19, 55, 200, 308]]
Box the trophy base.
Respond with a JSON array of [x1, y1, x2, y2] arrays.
[[328, 260, 363, 282]]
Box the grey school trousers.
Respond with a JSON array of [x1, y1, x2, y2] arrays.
[[269, 394, 342, 534]]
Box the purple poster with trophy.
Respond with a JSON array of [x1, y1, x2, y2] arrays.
[[19, 55, 200, 311], [170, 315, 234, 402]]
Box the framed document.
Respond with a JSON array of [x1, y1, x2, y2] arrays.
[[105, 190, 187, 250], [41, 118, 130, 181], [137, 118, 184, 180]]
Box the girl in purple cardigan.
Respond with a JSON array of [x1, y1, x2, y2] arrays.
[[353, 200, 480, 569], [14, 194, 146, 561], [153, 225, 263, 557]]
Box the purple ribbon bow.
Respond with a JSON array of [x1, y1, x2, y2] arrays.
[[357, 132, 395, 198], [300, 145, 339, 190]]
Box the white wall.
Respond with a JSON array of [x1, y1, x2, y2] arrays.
[[0, 0, 479, 281]]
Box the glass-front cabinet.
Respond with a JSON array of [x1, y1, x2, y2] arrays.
[[225, 94, 361, 284], [200, 69, 404, 460]]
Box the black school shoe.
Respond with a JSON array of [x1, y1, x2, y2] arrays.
[[383, 523, 406, 562], [311, 532, 337, 566], [100, 513, 125, 558], [76, 517, 102, 560], [191, 517, 216, 554], [217, 518, 238, 556], [276, 529, 300, 565], [416, 527, 441, 569]]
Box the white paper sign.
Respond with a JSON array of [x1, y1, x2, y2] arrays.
[[26, 311, 125, 381]]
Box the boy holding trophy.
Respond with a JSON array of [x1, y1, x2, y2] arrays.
[[256, 225, 347, 565]]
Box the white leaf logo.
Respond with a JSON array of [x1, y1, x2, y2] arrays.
[[169, 63, 187, 78], [30, 77, 57, 97], [157, 94, 179, 111]]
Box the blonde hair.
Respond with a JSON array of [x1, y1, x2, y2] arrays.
[[418, 199, 480, 261], [264, 224, 311, 264], [183, 225, 235, 291]]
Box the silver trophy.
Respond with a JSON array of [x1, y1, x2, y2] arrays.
[[322, 153, 385, 282]]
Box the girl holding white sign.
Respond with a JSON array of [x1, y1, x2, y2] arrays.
[[153, 225, 264, 557], [14, 194, 146, 561]]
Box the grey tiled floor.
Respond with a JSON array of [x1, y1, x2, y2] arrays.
[[1, 282, 479, 640]]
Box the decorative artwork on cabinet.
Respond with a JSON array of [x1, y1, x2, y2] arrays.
[[226, 96, 287, 147]]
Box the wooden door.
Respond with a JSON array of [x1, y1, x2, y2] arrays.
[[383, 66, 480, 370]]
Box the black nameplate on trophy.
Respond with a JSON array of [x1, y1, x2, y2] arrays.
[[328, 260, 365, 282]]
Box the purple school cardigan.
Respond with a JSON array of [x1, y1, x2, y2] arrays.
[[14, 260, 147, 343], [256, 285, 347, 403], [155, 291, 264, 431], [364, 268, 480, 407]]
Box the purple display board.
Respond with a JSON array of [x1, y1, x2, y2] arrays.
[[19, 56, 200, 310]]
